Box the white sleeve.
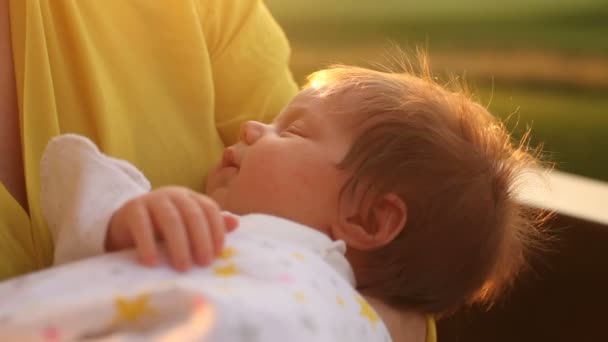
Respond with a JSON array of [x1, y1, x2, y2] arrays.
[[39, 134, 151, 265]]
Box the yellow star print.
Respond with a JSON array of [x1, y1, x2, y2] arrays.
[[291, 252, 305, 261], [113, 293, 155, 324], [216, 284, 234, 294], [356, 295, 379, 327], [213, 262, 239, 277], [220, 247, 237, 260], [336, 295, 345, 307], [293, 292, 307, 303]]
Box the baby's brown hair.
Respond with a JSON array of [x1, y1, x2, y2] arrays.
[[307, 54, 547, 315]]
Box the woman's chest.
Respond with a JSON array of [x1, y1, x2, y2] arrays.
[[0, 0, 27, 209], [3, 0, 221, 196]]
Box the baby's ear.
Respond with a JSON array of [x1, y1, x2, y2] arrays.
[[331, 193, 407, 250]]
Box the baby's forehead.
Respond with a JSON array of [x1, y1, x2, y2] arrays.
[[281, 87, 358, 120], [318, 88, 380, 126]]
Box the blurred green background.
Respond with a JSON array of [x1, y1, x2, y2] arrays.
[[266, 0, 608, 181]]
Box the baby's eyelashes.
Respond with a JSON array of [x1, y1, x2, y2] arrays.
[[279, 120, 308, 138]]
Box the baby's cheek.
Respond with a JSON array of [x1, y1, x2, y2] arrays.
[[236, 168, 283, 209], [208, 188, 228, 208], [293, 169, 319, 188]]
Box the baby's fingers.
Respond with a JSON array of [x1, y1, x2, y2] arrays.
[[149, 198, 192, 271], [127, 202, 159, 267], [193, 195, 227, 257], [172, 194, 214, 266], [223, 214, 239, 232]]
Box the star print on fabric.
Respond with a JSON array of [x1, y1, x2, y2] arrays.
[[278, 259, 293, 268], [278, 273, 295, 283], [219, 247, 237, 260], [110, 267, 123, 275], [356, 295, 379, 327], [293, 291, 308, 303], [259, 240, 276, 249], [237, 321, 260, 342], [299, 314, 318, 333], [113, 293, 155, 324], [291, 252, 305, 261], [336, 295, 345, 307], [213, 262, 239, 277], [329, 277, 338, 287]]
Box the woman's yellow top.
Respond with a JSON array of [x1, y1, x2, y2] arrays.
[[1, 0, 298, 279], [427, 315, 437, 342]]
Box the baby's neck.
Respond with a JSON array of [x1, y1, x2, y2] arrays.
[[363, 295, 427, 342]]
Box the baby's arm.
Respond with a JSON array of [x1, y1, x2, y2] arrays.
[[40, 134, 237, 269], [40, 134, 151, 265]]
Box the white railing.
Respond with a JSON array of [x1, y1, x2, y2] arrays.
[[517, 169, 608, 225]]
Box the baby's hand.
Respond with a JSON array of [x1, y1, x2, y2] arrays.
[[106, 186, 238, 271]]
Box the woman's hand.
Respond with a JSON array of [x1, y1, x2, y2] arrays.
[[106, 186, 238, 271]]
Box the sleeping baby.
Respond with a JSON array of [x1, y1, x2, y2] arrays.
[[0, 58, 544, 341]]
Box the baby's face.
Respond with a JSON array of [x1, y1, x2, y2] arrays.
[[206, 88, 355, 234]]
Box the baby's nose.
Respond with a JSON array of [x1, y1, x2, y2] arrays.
[[239, 121, 266, 145]]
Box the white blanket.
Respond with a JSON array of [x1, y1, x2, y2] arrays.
[[0, 214, 390, 341]]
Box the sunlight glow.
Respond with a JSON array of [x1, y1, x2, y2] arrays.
[[309, 70, 329, 89]]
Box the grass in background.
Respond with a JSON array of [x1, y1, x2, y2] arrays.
[[266, 0, 608, 181], [479, 85, 608, 180], [267, 0, 608, 54]]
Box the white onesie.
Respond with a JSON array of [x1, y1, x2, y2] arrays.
[[0, 134, 392, 342]]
